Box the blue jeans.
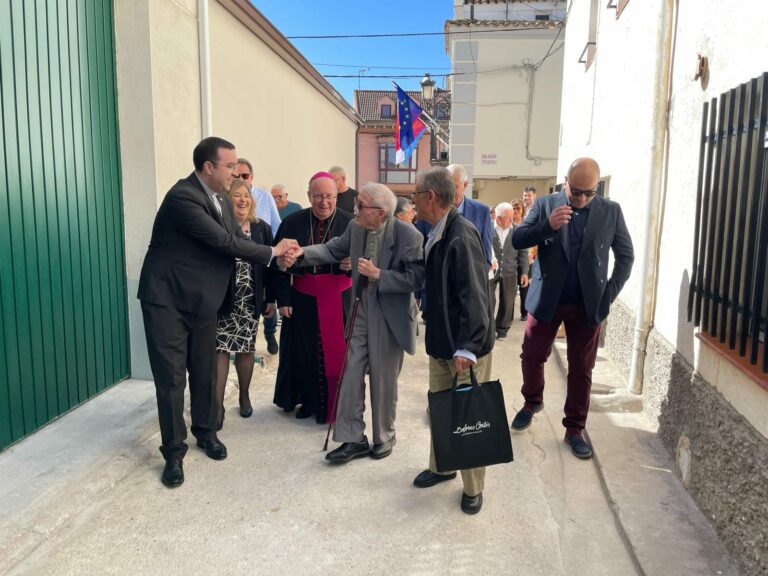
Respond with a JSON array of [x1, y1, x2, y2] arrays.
[[263, 310, 277, 337]]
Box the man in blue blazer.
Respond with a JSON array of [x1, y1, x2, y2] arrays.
[[414, 164, 493, 266], [509, 158, 634, 459]]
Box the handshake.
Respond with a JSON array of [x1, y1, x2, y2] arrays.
[[273, 238, 304, 269]]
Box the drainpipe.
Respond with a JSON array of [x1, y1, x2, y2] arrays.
[[198, 0, 212, 137], [628, 0, 677, 394]]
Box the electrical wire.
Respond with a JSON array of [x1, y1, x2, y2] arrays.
[[287, 27, 561, 40]]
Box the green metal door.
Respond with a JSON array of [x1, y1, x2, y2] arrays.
[[0, 0, 129, 450]]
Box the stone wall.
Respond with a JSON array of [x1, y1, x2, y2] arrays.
[[603, 301, 768, 576]]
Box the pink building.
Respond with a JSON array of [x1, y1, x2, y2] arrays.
[[354, 89, 449, 196]]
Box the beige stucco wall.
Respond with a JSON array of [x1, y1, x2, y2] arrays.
[[449, 27, 563, 189], [209, 2, 356, 203], [115, 0, 204, 378], [115, 0, 357, 377], [473, 36, 563, 179], [475, 178, 554, 208], [557, 0, 768, 434]]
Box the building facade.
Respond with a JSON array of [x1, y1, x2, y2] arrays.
[[446, 0, 565, 207], [0, 0, 358, 449], [354, 89, 449, 196], [556, 1, 768, 573]]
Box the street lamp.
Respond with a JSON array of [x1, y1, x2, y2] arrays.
[[420, 72, 435, 101], [419, 73, 449, 165]]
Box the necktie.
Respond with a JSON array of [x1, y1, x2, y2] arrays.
[[212, 193, 223, 215]]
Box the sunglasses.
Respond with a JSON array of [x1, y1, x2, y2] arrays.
[[569, 185, 598, 197], [234, 173, 252, 179]]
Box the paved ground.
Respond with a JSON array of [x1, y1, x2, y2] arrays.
[[0, 314, 739, 575]]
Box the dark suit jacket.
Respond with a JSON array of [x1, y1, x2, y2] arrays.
[[492, 225, 528, 281], [511, 191, 634, 326], [138, 173, 273, 317], [425, 209, 494, 360], [415, 197, 493, 266]]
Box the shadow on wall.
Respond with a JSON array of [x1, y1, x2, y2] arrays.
[[675, 270, 695, 363]]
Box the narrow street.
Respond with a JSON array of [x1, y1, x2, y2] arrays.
[[1, 318, 647, 576]]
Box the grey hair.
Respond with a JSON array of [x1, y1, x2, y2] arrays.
[[328, 165, 346, 176], [446, 163, 467, 184], [237, 157, 254, 173], [271, 184, 286, 192], [360, 182, 397, 218], [395, 196, 412, 216], [495, 201, 513, 215], [417, 167, 455, 208]]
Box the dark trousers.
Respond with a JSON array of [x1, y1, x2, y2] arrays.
[[520, 305, 601, 431], [263, 309, 277, 337], [489, 275, 516, 335], [519, 284, 528, 317], [141, 301, 217, 461]]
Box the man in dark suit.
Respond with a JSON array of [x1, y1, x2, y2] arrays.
[[490, 202, 529, 340], [138, 136, 298, 488], [510, 158, 634, 459]]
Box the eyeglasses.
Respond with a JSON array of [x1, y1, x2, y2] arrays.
[[211, 161, 239, 171], [234, 173, 252, 179], [568, 184, 599, 197], [355, 199, 382, 211], [409, 189, 431, 201], [310, 194, 335, 202], [513, 206, 523, 211]]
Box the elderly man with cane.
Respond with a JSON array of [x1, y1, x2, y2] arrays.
[[289, 182, 425, 462]]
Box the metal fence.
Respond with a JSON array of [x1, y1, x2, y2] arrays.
[[688, 71, 768, 373]]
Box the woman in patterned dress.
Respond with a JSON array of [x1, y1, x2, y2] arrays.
[[214, 178, 275, 428]]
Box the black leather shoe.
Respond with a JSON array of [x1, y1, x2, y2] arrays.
[[496, 332, 508, 341], [196, 436, 228, 460], [161, 459, 184, 488], [326, 437, 370, 463], [565, 432, 593, 459], [510, 403, 544, 431], [371, 435, 396, 460], [461, 492, 483, 514], [266, 335, 279, 355], [239, 400, 253, 418], [413, 469, 457, 488], [295, 406, 313, 419]]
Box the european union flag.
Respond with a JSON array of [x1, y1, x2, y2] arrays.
[[394, 83, 427, 166]]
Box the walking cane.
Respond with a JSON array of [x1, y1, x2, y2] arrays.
[[323, 269, 367, 451]]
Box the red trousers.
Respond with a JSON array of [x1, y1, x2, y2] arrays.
[[520, 305, 601, 432]]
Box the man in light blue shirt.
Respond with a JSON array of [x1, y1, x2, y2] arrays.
[[236, 158, 281, 354]]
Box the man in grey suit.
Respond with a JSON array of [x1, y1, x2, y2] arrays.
[[490, 202, 529, 340], [292, 182, 425, 462], [510, 158, 634, 459]]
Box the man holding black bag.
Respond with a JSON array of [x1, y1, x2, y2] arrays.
[[410, 167, 496, 515]]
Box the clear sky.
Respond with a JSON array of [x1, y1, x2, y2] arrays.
[[250, 0, 455, 105]]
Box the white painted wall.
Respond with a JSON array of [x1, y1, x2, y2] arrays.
[[557, 0, 768, 435]]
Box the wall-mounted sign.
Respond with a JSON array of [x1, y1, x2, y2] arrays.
[[481, 153, 498, 165]]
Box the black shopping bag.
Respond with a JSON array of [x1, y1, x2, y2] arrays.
[[428, 367, 513, 473]]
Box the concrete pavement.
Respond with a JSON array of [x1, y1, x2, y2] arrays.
[[0, 317, 738, 575]]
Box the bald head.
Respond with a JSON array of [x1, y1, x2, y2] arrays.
[[567, 158, 600, 189], [565, 157, 600, 209]]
